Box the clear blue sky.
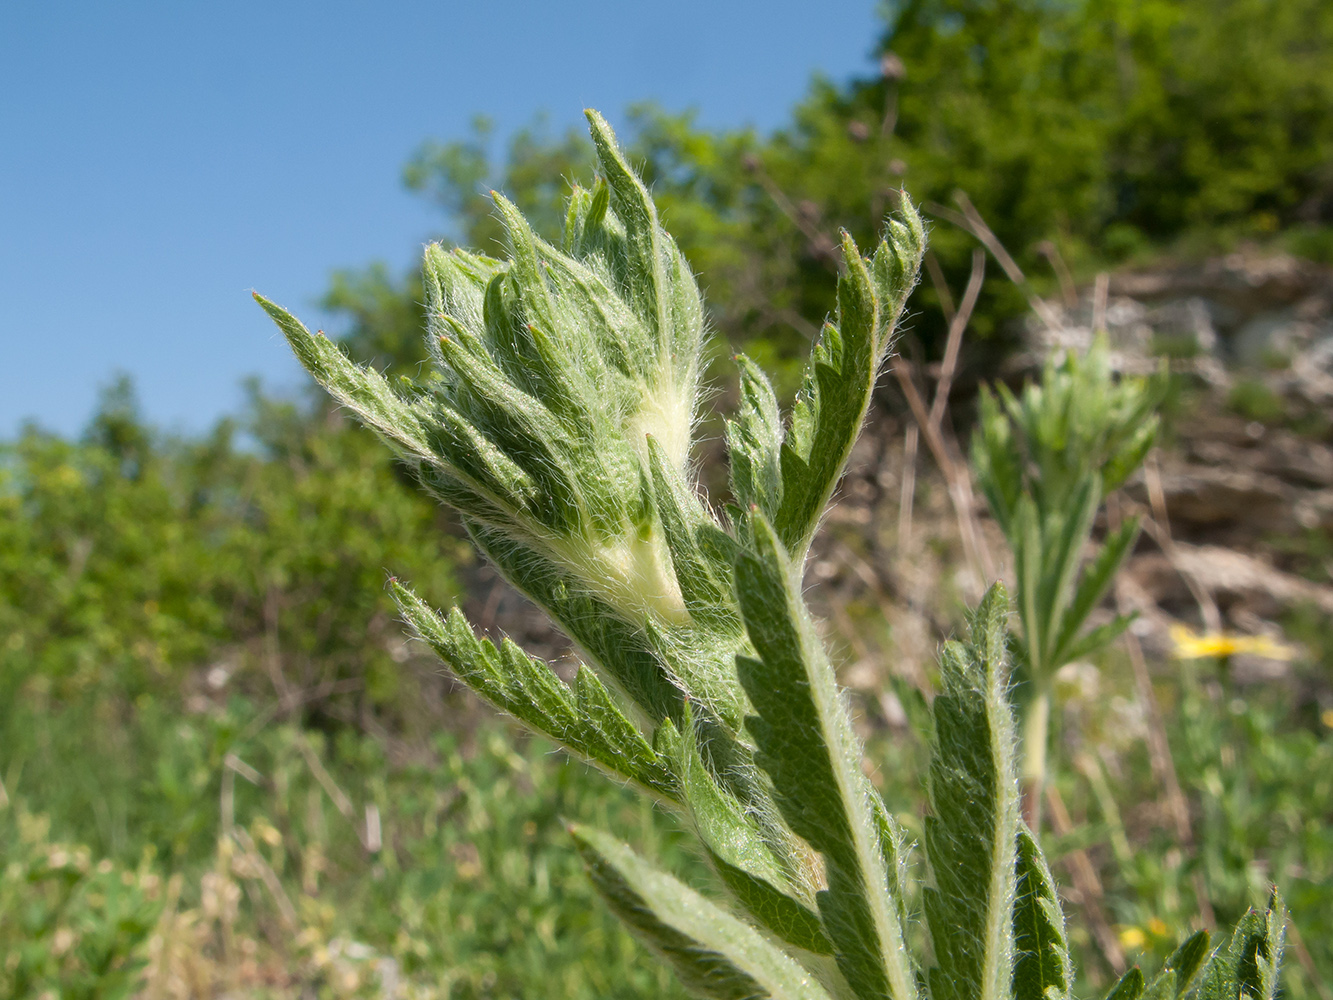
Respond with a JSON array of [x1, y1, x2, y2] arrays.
[[1, 2, 884, 438]]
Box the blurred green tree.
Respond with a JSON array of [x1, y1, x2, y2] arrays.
[[0, 378, 463, 858]]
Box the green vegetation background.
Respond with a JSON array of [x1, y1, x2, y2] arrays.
[[3, 0, 1333, 995]]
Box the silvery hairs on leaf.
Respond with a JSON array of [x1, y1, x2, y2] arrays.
[[256, 105, 922, 750], [924, 584, 1027, 1000], [258, 107, 1272, 1000], [262, 110, 702, 621], [570, 823, 836, 1000], [735, 515, 918, 1000], [257, 110, 722, 732], [258, 107, 927, 1000]]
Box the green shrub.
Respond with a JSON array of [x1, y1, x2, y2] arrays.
[[0, 383, 461, 737], [0, 810, 162, 1000]]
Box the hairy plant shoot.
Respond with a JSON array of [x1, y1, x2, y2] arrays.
[[260, 110, 1284, 1000]]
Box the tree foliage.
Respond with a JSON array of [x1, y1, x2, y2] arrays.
[[0, 380, 462, 821]]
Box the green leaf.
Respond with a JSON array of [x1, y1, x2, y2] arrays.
[[260, 293, 570, 566], [924, 584, 1024, 1000], [1196, 892, 1285, 1000], [540, 213, 653, 385], [1058, 615, 1136, 669], [392, 582, 679, 802], [1103, 416, 1161, 494], [1012, 498, 1044, 675], [727, 354, 785, 521], [1033, 474, 1101, 674], [421, 244, 502, 339], [569, 824, 835, 1000], [254, 295, 436, 464], [972, 386, 1023, 536], [871, 210, 927, 341], [1104, 968, 1146, 1000], [465, 525, 685, 724], [1048, 516, 1141, 670], [870, 793, 913, 930], [562, 178, 609, 255], [710, 857, 835, 959], [492, 191, 559, 335], [672, 705, 832, 956], [733, 515, 917, 1000], [433, 319, 585, 533], [584, 109, 672, 344], [582, 112, 706, 436], [1010, 826, 1072, 1000], [267, 111, 712, 654], [1142, 930, 1211, 1000], [773, 207, 923, 561]]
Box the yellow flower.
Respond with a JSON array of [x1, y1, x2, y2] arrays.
[[1118, 926, 1147, 951], [1169, 624, 1295, 661], [1321, 708, 1333, 730]]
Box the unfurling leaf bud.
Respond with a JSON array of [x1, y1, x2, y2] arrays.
[[263, 112, 708, 631]]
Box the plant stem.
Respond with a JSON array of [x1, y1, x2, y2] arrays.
[[1021, 687, 1050, 830]]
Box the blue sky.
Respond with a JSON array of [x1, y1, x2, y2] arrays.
[[1, 2, 883, 438]]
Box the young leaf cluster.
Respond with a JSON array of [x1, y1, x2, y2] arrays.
[[260, 111, 1283, 1000], [972, 338, 1166, 685]]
